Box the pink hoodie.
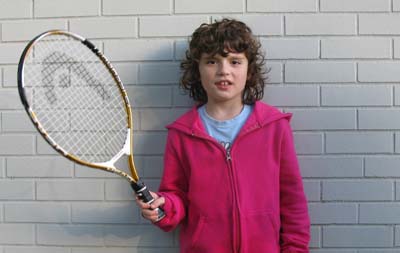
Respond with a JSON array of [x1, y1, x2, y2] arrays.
[[155, 101, 310, 253]]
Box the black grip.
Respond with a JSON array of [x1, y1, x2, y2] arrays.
[[131, 180, 165, 221]]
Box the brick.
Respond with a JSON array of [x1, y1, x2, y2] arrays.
[[359, 62, 400, 82], [0, 135, 35, 155], [397, 181, 400, 200], [303, 180, 321, 201], [104, 225, 174, 247], [34, 0, 100, 18], [6, 156, 72, 177], [175, 0, 243, 13], [285, 62, 356, 83], [309, 203, 357, 224], [36, 135, 59, 155], [134, 133, 167, 155], [321, 38, 391, 59], [105, 179, 134, 201], [219, 15, 283, 36], [261, 38, 319, 59], [5, 202, 70, 223], [247, 0, 317, 12], [326, 132, 393, 154], [321, 0, 390, 12], [395, 0, 400, 11], [323, 180, 393, 201], [37, 180, 104, 200], [0, 158, 4, 177], [71, 202, 138, 223], [359, 109, 400, 129], [290, 109, 356, 130], [360, 14, 400, 34], [0, 43, 27, 64], [140, 108, 187, 131], [397, 87, 400, 105], [0, 224, 34, 244], [112, 63, 139, 85], [365, 157, 400, 177], [322, 86, 392, 106], [2, 20, 67, 42], [71, 248, 178, 253], [395, 38, 400, 58], [397, 226, 400, 246], [104, 40, 173, 61], [140, 16, 208, 37], [286, 14, 356, 35], [74, 164, 119, 179], [3, 66, 18, 87], [310, 226, 321, 248], [360, 203, 400, 223], [70, 17, 136, 39], [126, 86, 172, 108], [37, 224, 104, 246], [397, 133, 400, 153], [2, 111, 36, 132], [0, 0, 31, 19], [172, 87, 195, 107], [138, 63, 180, 84], [0, 180, 34, 200], [266, 62, 283, 83], [294, 133, 324, 155], [263, 85, 319, 107], [4, 247, 69, 253], [299, 156, 363, 178], [311, 250, 356, 253], [103, 0, 171, 15], [0, 89, 23, 109], [141, 156, 164, 178], [323, 226, 393, 247]]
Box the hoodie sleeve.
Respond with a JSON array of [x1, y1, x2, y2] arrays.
[[154, 129, 188, 232], [279, 119, 311, 252]]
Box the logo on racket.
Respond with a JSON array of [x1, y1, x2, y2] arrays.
[[42, 51, 110, 104]]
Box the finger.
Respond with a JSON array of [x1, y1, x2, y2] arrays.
[[141, 209, 159, 222], [135, 196, 151, 209], [150, 196, 165, 210]]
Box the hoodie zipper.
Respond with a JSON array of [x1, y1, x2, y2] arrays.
[[225, 146, 241, 253]]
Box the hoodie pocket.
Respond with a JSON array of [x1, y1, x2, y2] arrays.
[[190, 216, 206, 247], [243, 211, 280, 252]]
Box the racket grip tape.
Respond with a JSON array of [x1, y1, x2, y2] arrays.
[[131, 180, 165, 222]]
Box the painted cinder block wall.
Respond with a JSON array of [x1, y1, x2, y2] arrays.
[[0, 0, 399, 252]]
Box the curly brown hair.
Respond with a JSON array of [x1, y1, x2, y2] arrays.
[[180, 18, 267, 105]]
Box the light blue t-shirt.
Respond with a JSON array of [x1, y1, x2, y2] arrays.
[[198, 104, 253, 150]]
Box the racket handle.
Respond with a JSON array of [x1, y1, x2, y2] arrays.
[[131, 180, 165, 222]]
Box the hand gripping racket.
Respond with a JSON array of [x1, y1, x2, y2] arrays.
[[17, 30, 165, 221]]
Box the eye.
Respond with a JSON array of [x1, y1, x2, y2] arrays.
[[206, 60, 216, 64], [232, 60, 241, 65]]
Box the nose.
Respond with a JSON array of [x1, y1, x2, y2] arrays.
[[217, 61, 229, 76]]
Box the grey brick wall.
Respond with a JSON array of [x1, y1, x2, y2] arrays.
[[0, 0, 399, 252]]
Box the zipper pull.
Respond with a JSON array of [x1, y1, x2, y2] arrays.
[[226, 147, 232, 161]]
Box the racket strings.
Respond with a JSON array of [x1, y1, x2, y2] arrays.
[[23, 34, 128, 163]]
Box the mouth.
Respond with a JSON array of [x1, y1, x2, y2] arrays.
[[215, 80, 232, 86]]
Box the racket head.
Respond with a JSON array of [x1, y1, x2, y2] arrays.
[[18, 30, 138, 182]]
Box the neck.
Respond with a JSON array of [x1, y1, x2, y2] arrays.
[[205, 101, 244, 121]]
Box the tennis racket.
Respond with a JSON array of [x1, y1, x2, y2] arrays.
[[17, 30, 165, 221]]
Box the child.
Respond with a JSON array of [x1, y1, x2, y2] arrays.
[[136, 18, 310, 253]]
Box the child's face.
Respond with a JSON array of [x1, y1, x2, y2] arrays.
[[198, 51, 248, 106]]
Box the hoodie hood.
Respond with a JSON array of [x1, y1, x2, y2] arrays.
[[166, 101, 292, 136]]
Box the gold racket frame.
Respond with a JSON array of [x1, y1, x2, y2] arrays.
[[18, 30, 139, 183]]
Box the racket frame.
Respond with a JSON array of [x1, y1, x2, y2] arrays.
[[17, 30, 139, 183]]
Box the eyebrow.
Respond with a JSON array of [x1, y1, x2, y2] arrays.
[[202, 54, 246, 60]]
